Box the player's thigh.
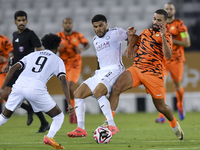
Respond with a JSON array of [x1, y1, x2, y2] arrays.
[[143, 74, 164, 99], [24, 88, 56, 113], [99, 68, 124, 94], [125, 66, 142, 92], [74, 83, 93, 98], [5, 86, 25, 112], [167, 61, 184, 82]]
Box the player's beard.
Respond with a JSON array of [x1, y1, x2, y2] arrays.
[[152, 24, 160, 32], [168, 14, 173, 19], [65, 29, 72, 33]]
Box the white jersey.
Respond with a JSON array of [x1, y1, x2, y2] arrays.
[[15, 50, 66, 89], [93, 27, 127, 70]]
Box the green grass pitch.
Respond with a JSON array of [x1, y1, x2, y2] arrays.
[[0, 111, 200, 150]]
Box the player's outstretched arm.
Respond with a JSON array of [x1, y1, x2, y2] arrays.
[[60, 75, 74, 116]]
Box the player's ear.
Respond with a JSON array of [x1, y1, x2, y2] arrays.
[[105, 22, 108, 27]]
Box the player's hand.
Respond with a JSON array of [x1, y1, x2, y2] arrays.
[[124, 45, 135, 59], [159, 23, 166, 37], [75, 47, 83, 54], [67, 104, 75, 116], [127, 26, 137, 36], [0, 56, 6, 64], [1, 63, 9, 73]]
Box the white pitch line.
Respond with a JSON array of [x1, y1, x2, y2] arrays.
[[147, 147, 200, 150]]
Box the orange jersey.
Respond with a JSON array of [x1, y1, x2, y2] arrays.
[[133, 29, 173, 79], [56, 31, 89, 62], [165, 18, 188, 62], [0, 35, 13, 70]]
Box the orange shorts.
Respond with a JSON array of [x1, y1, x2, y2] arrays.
[[164, 61, 184, 82], [127, 66, 164, 99], [0, 73, 6, 87], [64, 59, 82, 83]]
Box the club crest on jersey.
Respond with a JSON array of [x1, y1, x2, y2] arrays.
[[73, 38, 76, 42], [106, 36, 110, 40], [155, 34, 160, 37], [19, 46, 24, 52], [170, 26, 175, 30]]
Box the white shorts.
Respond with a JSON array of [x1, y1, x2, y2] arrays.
[[84, 65, 125, 94], [5, 84, 56, 113]]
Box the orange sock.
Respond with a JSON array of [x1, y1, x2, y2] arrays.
[[158, 88, 166, 118], [175, 87, 184, 110], [105, 111, 115, 120], [168, 116, 177, 128], [70, 99, 75, 108]]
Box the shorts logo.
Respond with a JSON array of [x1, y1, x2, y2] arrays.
[[156, 94, 162, 96], [19, 46, 24, 52]]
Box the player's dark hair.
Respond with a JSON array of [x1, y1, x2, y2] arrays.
[[14, 10, 27, 20], [155, 9, 168, 20], [41, 33, 61, 50], [91, 14, 107, 23]]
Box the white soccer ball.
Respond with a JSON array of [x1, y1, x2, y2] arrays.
[[93, 126, 112, 144]]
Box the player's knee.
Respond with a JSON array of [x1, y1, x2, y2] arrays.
[[53, 112, 64, 123], [112, 83, 121, 95]]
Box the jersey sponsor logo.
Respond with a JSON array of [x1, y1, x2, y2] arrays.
[[19, 46, 24, 52], [15, 38, 19, 42], [96, 41, 110, 51]]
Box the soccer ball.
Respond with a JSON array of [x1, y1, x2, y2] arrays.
[[93, 126, 112, 144]]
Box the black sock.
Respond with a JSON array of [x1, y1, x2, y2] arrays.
[[35, 112, 48, 126], [21, 103, 32, 112]]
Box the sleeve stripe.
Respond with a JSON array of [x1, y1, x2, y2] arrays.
[[57, 72, 66, 78], [18, 61, 24, 69]]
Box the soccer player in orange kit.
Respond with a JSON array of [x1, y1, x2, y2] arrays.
[[57, 18, 90, 124], [0, 32, 13, 103], [155, 3, 191, 123]]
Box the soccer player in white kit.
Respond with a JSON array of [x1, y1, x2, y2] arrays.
[[0, 33, 74, 149], [67, 14, 138, 138]]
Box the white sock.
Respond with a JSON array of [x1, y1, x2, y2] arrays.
[[75, 98, 86, 129], [47, 112, 64, 138], [0, 114, 9, 126], [97, 96, 116, 126]]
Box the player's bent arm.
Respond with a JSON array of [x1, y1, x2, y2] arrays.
[[173, 32, 191, 47], [162, 34, 172, 60], [125, 35, 139, 59], [83, 42, 90, 51], [1, 63, 21, 89], [60, 75, 74, 116]]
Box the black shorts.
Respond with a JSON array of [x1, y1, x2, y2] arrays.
[[6, 69, 23, 87]]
